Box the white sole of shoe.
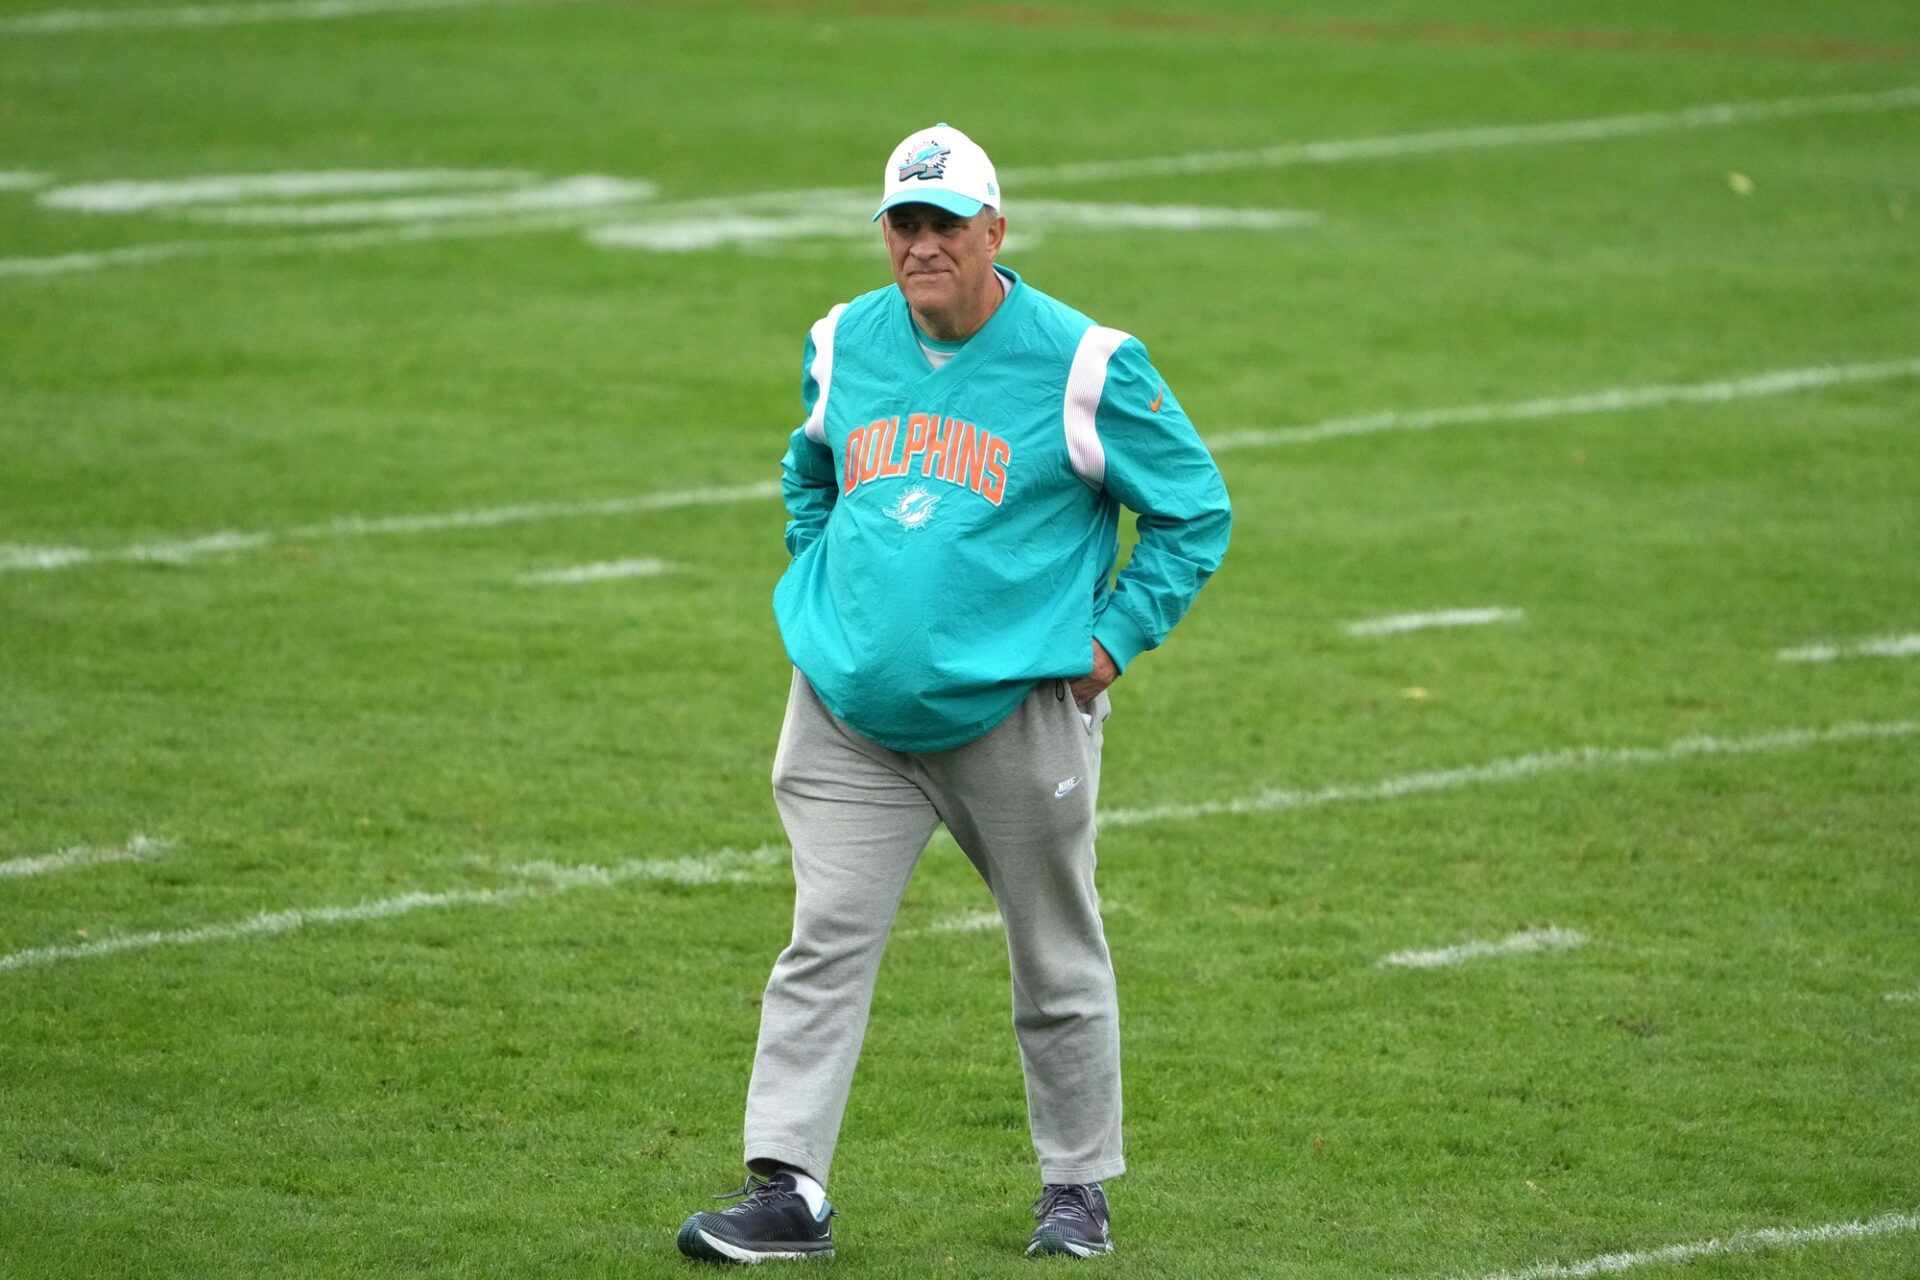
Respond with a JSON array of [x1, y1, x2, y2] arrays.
[[699, 1229, 831, 1263]]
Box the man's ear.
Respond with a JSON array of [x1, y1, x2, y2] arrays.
[[986, 214, 1007, 257]]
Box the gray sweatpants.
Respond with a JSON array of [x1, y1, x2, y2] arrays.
[[744, 668, 1124, 1187]]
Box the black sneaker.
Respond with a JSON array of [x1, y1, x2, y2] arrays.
[[676, 1172, 834, 1264], [1027, 1183, 1113, 1258]]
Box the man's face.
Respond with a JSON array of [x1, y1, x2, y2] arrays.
[[881, 203, 1005, 315]]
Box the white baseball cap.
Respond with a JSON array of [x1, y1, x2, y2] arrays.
[[872, 123, 1001, 222]]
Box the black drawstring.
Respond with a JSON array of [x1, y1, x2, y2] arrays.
[[1055, 679, 1067, 701]]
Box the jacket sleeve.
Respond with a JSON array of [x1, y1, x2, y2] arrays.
[[781, 327, 839, 558], [1089, 338, 1232, 672]]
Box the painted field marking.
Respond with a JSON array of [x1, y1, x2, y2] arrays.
[[0, 172, 50, 191], [182, 175, 655, 225], [0, 846, 781, 975], [1009, 84, 1920, 185], [0, 203, 668, 278], [39, 169, 532, 213], [0, 0, 577, 34], [1885, 988, 1920, 1004], [1779, 633, 1920, 663], [7, 355, 1913, 576], [588, 199, 1313, 253], [1345, 607, 1523, 637], [905, 909, 1004, 938], [1381, 926, 1586, 970], [0, 481, 777, 573], [756, 2, 1920, 65], [516, 557, 674, 586], [0, 835, 170, 880], [6, 84, 1918, 277], [1204, 357, 1920, 452], [508, 850, 778, 888], [1462, 1206, 1920, 1280], [1099, 719, 1918, 828], [6, 0, 1915, 62], [5, 720, 1910, 977]]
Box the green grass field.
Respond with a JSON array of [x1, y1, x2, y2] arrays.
[[3, 1, 1918, 1276]]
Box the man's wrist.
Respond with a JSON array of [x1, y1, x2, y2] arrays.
[[1092, 605, 1153, 674]]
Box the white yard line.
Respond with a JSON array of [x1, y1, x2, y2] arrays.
[[0, 846, 781, 975], [1100, 719, 1918, 828], [7, 355, 1911, 575], [1779, 633, 1920, 663], [904, 909, 1004, 938], [0, 481, 777, 573], [5, 84, 1917, 275], [1461, 1207, 1920, 1280], [1204, 358, 1920, 452], [183, 175, 654, 224], [1345, 607, 1524, 637], [516, 557, 673, 585], [589, 200, 1313, 253], [0, 172, 51, 191], [1884, 988, 1920, 1004], [508, 850, 778, 888], [0, 835, 171, 879], [0, 201, 659, 278], [39, 169, 531, 213], [1008, 85, 1920, 184], [1381, 926, 1586, 970], [0, 0, 575, 34], [6, 720, 1912, 976]]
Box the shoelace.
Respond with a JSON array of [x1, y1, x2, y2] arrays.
[[715, 1174, 835, 1223], [715, 1175, 791, 1213], [1032, 1183, 1101, 1225]]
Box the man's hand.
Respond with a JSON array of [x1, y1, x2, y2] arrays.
[[1068, 640, 1118, 708]]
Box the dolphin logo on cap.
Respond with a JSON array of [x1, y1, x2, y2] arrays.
[[898, 143, 951, 182]]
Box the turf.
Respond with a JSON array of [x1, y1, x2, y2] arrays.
[[2, 1, 1918, 1276]]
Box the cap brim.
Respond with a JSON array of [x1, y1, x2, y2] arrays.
[[871, 188, 987, 223]]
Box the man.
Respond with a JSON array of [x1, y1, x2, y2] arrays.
[[676, 124, 1231, 1264]]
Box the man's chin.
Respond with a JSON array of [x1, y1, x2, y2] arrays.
[[903, 279, 953, 310]]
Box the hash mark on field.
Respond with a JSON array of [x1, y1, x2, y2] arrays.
[[1779, 633, 1920, 663], [0, 835, 171, 879], [1460, 1206, 1920, 1280], [0, 846, 781, 974], [0, 172, 50, 191], [1205, 358, 1920, 451], [1381, 926, 1586, 970], [516, 557, 674, 585], [1885, 988, 1920, 1004], [7, 357, 1916, 576], [1344, 607, 1523, 637], [1100, 719, 1919, 827]]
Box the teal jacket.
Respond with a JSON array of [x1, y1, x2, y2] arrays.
[[773, 265, 1230, 752]]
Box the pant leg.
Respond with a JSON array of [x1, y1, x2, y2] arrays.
[[744, 668, 942, 1184], [920, 679, 1124, 1185]]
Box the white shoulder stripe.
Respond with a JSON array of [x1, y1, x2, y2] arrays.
[[802, 303, 848, 444], [1063, 325, 1131, 488]]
